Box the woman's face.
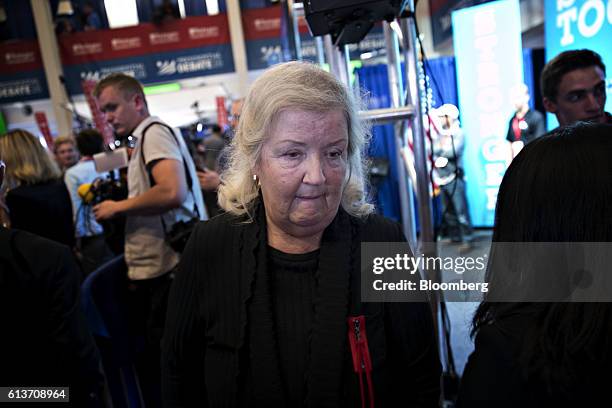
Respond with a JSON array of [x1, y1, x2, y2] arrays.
[[255, 108, 349, 241]]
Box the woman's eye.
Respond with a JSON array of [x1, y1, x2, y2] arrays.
[[284, 151, 301, 159], [328, 150, 343, 159]]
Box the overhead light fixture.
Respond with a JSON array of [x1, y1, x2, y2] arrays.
[[57, 0, 74, 16], [0, 3, 7, 23]]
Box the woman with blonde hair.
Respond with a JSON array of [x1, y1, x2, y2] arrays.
[[162, 62, 440, 407], [0, 129, 74, 247]]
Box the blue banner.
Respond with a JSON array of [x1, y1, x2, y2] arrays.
[[0, 71, 49, 104], [452, 0, 523, 227], [544, 0, 612, 129], [63, 45, 234, 94]]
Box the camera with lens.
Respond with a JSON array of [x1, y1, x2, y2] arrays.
[[79, 175, 128, 205], [90, 177, 128, 204]]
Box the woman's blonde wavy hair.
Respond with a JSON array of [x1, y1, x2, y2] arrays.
[[218, 61, 374, 219], [0, 129, 61, 190]]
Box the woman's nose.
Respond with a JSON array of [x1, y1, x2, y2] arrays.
[[303, 155, 326, 185]]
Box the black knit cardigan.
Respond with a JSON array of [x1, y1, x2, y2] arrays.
[[161, 200, 441, 407]]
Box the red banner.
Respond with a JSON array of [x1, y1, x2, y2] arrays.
[[216, 96, 228, 129], [81, 80, 115, 145], [58, 14, 231, 65], [241, 6, 310, 41], [34, 111, 54, 148], [0, 40, 43, 75]]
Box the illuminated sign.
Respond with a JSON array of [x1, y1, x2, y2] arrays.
[[452, 0, 523, 227]]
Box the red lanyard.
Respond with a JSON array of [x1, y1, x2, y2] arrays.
[[347, 315, 375, 408]]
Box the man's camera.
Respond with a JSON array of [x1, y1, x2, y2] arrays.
[[79, 177, 127, 205], [91, 178, 127, 204]]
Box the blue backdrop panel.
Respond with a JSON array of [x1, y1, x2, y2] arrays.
[[452, 0, 524, 227], [0, 71, 49, 104], [522, 48, 536, 110]]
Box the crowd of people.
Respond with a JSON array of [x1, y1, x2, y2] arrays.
[[0, 47, 610, 407]]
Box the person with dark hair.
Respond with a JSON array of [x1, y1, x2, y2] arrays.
[[197, 124, 225, 217], [506, 83, 545, 159], [458, 123, 612, 407], [93, 73, 206, 406], [65, 128, 114, 276], [0, 159, 105, 406], [153, 0, 181, 24], [81, 1, 101, 31], [541, 49, 610, 127]]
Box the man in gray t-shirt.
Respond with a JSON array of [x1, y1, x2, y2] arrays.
[[92, 73, 205, 406], [93, 73, 206, 280]]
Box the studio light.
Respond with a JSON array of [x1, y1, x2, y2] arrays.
[[57, 0, 74, 16]]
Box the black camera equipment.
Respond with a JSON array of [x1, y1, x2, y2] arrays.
[[87, 173, 127, 254], [88, 175, 128, 205], [303, 0, 409, 46]]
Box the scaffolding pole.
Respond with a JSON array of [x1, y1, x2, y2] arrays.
[[383, 21, 418, 254]]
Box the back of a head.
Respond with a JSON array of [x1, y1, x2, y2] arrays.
[[493, 122, 612, 242], [477, 123, 612, 398], [0, 129, 61, 189], [93, 72, 145, 103], [540, 49, 606, 102], [76, 129, 105, 157]]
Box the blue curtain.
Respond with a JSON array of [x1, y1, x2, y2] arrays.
[[240, 0, 268, 8], [218, 0, 227, 13], [5, 1, 37, 40], [424, 56, 458, 108], [356, 58, 459, 226], [136, 0, 155, 23], [184, 0, 208, 16], [356, 64, 401, 221], [522, 48, 536, 110], [356, 52, 538, 228]]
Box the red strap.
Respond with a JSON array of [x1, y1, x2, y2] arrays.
[[348, 316, 375, 408], [512, 116, 521, 141]]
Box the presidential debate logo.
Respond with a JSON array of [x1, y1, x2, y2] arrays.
[[156, 53, 225, 77]]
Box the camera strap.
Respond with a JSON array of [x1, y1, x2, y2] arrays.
[[139, 121, 201, 233]]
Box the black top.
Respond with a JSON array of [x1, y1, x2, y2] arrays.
[[5, 180, 75, 248], [161, 201, 441, 407], [506, 109, 546, 144], [458, 313, 611, 408], [0, 227, 104, 405], [268, 246, 319, 405]]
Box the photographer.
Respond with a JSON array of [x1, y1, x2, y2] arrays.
[[64, 128, 115, 276], [93, 73, 206, 405]]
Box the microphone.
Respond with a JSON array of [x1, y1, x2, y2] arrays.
[[78, 183, 95, 204]]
